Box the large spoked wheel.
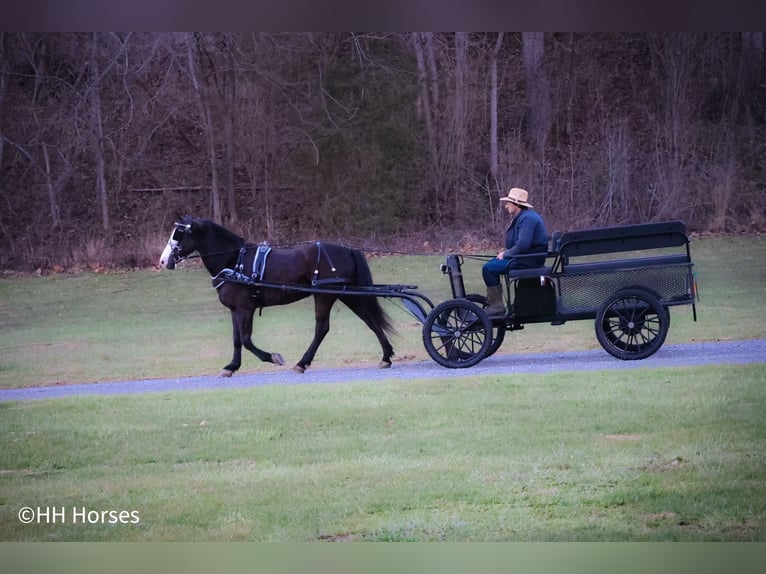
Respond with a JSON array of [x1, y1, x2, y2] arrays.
[[465, 293, 506, 358], [423, 299, 492, 368], [595, 288, 669, 360]]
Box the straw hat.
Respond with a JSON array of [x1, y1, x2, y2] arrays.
[[500, 187, 533, 208]]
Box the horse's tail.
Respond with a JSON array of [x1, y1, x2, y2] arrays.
[[347, 248, 396, 336]]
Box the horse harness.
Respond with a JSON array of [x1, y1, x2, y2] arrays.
[[211, 241, 349, 294]]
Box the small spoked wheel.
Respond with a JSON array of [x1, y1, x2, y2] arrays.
[[465, 293, 506, 358], [595, 288, 669, 360], [423, 299, 492, 368]]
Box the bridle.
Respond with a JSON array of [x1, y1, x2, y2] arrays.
[[165, 222, 192, 268], [164, 221, 241, 269]]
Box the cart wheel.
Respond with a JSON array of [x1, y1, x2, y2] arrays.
[[595, 288, 669, 360], [423, 299, 492, 368], [465, 293, 505, 358]]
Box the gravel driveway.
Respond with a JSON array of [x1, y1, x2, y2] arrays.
[[2, 339, 764, 402]]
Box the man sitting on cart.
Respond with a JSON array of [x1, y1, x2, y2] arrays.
[[483, 187, 549, 317]]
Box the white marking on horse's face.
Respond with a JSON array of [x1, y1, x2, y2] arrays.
[[159, 232, 179, 269]]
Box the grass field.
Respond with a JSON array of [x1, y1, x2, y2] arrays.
[[0, 234, 764, 542], [0, 235, 764, 388], [1, 364, 764, 541]]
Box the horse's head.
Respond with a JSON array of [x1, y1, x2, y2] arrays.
[[159, 216, 197, 269]]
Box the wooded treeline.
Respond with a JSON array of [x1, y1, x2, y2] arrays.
[[0, 32, 764, 270]]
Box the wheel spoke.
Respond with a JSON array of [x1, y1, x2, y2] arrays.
[[596, 289, 669, 360], [423, 300, 491, 368]]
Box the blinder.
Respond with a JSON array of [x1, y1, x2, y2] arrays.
[[166, 222, 191, 268], [172, 222, 191, 241]]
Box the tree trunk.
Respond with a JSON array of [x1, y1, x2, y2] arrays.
[[741, 32, 764, 111], [0, 32, 15, 256], [413, 33, 436, 164], [42, 145, 60, 227], [263, 152, 274, 240], [223, 91, 237, 223], [742, 32, 763, 74], [412, 32, 442, 221], [424, 32, 439, 110], [222, 36, 238, 224], [0, 32, 6, 165], [89, 33, 110, 233], [489, 32, 503, 181], [521, 32, 551, 155], [453, 32, 467, 171], [186, 33, 221, 222]]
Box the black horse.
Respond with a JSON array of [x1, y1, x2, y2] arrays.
[[159, 216, 395, 376]]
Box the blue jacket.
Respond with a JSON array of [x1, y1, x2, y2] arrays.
[[502, 208, 549, 268]]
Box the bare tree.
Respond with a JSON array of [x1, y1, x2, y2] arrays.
[[89, 33, 110, 232], [186, 32, 222, 222], [0, 32, 15, 255], [521, 32, 552, 155], [489, 32, 504, 181], [413, 32, 437, 174], [0, 32, 6, 173], [741, 32, 764, 118], [742, 32, 764, 78], [221, 38, 238, 223], [1, 32, 765, 269], [5, 34, 80, 231], [410, 32, 478, 223], [453, 32, 468, 171]]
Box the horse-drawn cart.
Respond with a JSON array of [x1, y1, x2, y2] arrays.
[[421, 220, 698, 368], [161, 217, 697, 375]]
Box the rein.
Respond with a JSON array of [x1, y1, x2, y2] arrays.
[[170, 226, 496, 271], [171, 247, 237, 266], [177, 245, 493, 264]]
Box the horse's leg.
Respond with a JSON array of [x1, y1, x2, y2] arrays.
[[221, 308, 284, 377], [340, 296, 395, 368], [221, 309, 244, 377], [240, 306, 285, 367], [294, 295, 335, 373]]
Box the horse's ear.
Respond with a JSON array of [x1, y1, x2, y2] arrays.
[[175, 214, 194, 232], [188, 216, 204, 235]]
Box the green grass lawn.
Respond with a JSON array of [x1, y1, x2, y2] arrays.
[[0, 234, 764, 543], [0, 235, 763, 389], [1, 364, 764, 541]]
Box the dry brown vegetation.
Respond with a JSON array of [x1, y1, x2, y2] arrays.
[[0, 32, 764, 270]]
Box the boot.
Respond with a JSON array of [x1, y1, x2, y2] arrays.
[[485, 285, 506, 317]]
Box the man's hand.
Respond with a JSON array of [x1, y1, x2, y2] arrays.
[[496, 251, 505, 260]]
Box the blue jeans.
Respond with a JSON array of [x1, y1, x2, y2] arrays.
[[482, 258, 511, 287]]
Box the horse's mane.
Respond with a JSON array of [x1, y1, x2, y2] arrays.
[[191, 217, 245, 246]]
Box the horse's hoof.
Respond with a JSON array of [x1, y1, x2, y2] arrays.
[[378, 360, 392, 369], [220, 369, 234, 378], [293, 365, 306, 374], [271, 353, 285, 366]]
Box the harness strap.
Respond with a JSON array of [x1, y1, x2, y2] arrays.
[[312, 241, 341, 286], [213, 242, 271, 291], [235, 247, 247, 273], [230, 242, 272, 281], [252, 243, 272, 280], [214, 241, 347, 288]]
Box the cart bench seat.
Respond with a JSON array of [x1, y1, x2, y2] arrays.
[[555, 220, 689, 257], [506, 265, 554, 279]]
